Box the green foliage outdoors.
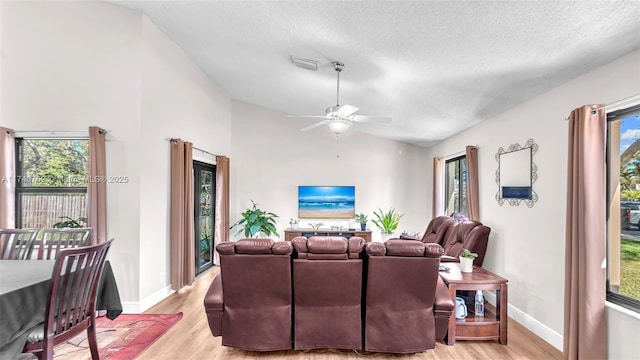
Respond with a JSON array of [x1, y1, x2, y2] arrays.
[[619, 239, 640, 300], [621, 239, 640, 261], [20, 139, 89, 187], [230, 200, 279, 238], [621, 259, 640, 300], [621, 190, 640, 201], [371, 208, 404, 234], [53, 216, 87, 228]]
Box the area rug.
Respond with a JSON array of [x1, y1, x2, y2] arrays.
[[20, 313, 183, 360]]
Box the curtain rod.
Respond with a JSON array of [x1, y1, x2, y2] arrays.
[[13, 129, 109, 135], [167, 138, 220, 158], [442, 145, 478, 160], [563, 95, 640, 120]]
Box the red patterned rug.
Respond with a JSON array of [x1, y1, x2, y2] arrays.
[[20, 313, 183, 360]]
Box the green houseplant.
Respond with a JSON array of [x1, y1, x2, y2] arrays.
[[354, 213, 368, 231], [459, 249, 478, 272], [230, 200, 280, 238], [371, 208, 404, 239]]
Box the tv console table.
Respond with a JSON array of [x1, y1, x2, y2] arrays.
[[284, 228, 372, 242]]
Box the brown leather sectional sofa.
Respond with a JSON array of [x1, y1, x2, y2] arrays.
[[403, 216, 491, 267], [204, 236, 455, 354]]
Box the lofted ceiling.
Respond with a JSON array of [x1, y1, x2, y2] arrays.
[[106, 0, 640, 147]]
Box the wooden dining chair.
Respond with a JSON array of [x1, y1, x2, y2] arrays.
[[37, 227, 93, 260], [22, 239, 113, 360], [0, 228, 39, 260]]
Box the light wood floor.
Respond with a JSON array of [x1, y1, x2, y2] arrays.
[[140, 267, 563, 360]]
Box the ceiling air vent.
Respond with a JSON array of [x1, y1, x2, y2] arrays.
[[290, 56, 318, 71]]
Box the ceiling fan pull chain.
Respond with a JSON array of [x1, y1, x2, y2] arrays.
[[336, 136, 340, 158]]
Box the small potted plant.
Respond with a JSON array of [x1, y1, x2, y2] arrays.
[[459, 249, 478, 272], [289, 218, 299, 230], [354, 213, 368, 231], [371, 208, 404, 242]]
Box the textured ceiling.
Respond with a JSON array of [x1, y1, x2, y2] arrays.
[[106, 0, 640, 147]]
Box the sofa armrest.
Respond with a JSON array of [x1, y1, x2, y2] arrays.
[[204, 273, 223, 336], [434, 276, 454, 312], [440, 255, 459, 263], [433, 276, 454, 341]]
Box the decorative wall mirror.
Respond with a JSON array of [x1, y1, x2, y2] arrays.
[[495, 138, 538, 207]]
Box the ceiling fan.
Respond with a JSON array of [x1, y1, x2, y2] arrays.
[[292, 61, 391, 135]]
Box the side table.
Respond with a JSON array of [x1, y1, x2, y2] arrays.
[[439, 263, 508, 345]]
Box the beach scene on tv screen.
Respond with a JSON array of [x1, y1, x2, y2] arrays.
[[298, 186, 355, 219]]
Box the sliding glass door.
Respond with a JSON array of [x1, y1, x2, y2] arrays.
[[194, 161, 216, 275]]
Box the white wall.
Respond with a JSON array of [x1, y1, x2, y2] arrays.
[[230, 100, 429, 241], [1, 1, 232, 308], [425, 50, 640, 356], [139, 15, 231, 304], [1, 0, 143, 301]]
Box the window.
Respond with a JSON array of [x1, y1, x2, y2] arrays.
[[15, 138, 89, 228], [445, 155, 468, 217], [194, 160, 216, 275], [607, 103, 640, 311]]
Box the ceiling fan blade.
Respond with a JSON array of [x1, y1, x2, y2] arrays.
[[351, 115, 392, 123], [287, 115, 329, 119], [300, 120, 329, 132], [337, 104, 359, 117]]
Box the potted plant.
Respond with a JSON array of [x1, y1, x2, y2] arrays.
[[289, 218, 299, 230], [354, 213, 368, 231], [460, 249, 478, 272], [230, 200, 280, 238], [371, 208, 404, 242]]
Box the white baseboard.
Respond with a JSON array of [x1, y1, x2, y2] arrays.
[[483, 290, 563, 351], [121, 285, 174, 314]]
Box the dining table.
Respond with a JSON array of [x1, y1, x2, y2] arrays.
[[0, 260, 122, 359]]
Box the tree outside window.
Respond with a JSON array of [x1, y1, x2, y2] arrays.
[[15, 138, 89, 228]]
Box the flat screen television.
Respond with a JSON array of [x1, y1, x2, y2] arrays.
[[298, 186, 355, 219]]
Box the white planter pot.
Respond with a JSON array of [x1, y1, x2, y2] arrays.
[[459, 256, 474, 272], [379, 232, 394, 243]]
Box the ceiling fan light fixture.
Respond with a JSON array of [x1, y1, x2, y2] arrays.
[[290, 56, 318, 71], [327, 119, 351, 135]]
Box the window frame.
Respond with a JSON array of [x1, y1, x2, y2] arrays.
[[444, 154, 468, 216], [14, 137, 89, 228], [606, 102, 640, 313]]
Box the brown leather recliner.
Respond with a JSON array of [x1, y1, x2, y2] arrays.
[[364, 240, 453, 353], [439, 220, 491, 266], [291, 236, 366, 350], [204, 238, 294, 351], [405, 216, 490, 267], [421, 216, 456, 244]]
